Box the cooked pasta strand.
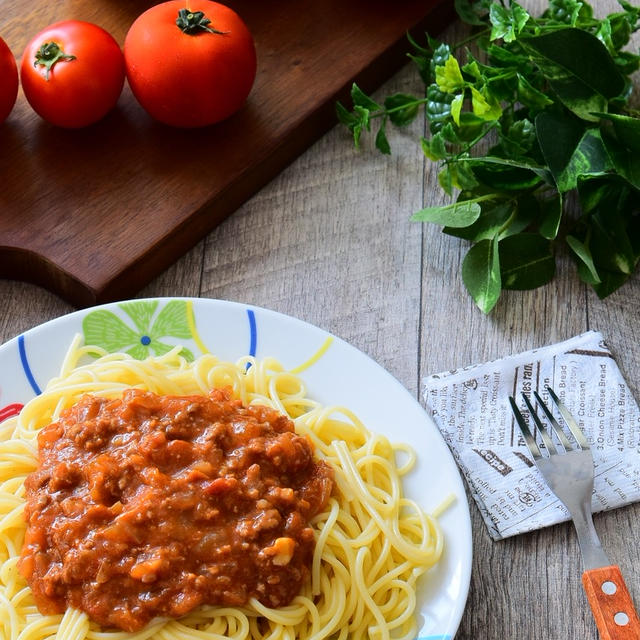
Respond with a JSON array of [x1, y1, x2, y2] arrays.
[[0, 339, 444, 639]]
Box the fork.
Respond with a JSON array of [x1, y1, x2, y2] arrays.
[[509, 386, 640, 640]]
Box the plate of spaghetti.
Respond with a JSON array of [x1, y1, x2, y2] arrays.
[[0, 298, 471, 640]]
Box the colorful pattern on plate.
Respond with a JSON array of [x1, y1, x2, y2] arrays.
[[19, 334, 42, 395], [15, 300, 333, 405], [0, 403, 23, 423], [82, 299, 198, 361], [0, 297, 460, 639]]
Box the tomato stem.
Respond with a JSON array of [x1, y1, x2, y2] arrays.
[[176, 9, 228, 35], [34, 42, 76, 81]]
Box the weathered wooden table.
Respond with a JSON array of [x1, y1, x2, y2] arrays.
[[2, 1, 639, 637]]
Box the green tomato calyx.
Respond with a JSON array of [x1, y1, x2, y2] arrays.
[[34, 42, 76, 81], [176, 9, 228, 35]]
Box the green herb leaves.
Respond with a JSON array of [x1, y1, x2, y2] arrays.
[[336, 84, 428, 154], [337, 0, 640, 313], [436, 56, 465, 92], [489, 2, 530, 42], [520, 29, 626, 120], [462, 238, 501, 313], [536, 112, 612, 192], [412, 197, 485, 226]]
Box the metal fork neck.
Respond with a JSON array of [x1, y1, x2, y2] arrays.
[[569, 498, 610, 571]]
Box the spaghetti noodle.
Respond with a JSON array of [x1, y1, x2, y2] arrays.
[[0, 336, 444, 640]]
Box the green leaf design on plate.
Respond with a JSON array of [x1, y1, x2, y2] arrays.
[[148, 340, 182, 358], [120, 300, 159, 334], [83, 310, 141, 354], [82, 300, 195, 361], [126, 343, 151, 361], [151, 300, 194, 340]]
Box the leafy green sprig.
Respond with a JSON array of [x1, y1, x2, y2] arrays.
[[337, 0, 640, 313]]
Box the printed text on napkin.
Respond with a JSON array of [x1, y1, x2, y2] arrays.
[[422, 331, 640, 540]]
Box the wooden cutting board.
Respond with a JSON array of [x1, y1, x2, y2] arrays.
[[0, 0, 453, 307]]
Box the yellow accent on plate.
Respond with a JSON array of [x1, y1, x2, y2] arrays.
[[290, 337, 334, 374]]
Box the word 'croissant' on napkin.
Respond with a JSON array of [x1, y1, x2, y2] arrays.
[[423, 331, 640, 541]]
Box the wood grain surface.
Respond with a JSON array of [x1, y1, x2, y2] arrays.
[[2, 1, 640, 638], [0, 0, 452, 306]]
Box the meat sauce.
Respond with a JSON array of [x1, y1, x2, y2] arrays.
[[19, 388, 334, 631]]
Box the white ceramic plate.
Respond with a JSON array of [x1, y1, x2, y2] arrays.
[[0, 297, 471, 640]]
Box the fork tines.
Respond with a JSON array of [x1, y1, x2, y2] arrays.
[[509, 386, 589, 459]]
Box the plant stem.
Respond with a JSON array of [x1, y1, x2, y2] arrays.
[[453, 28, 491, 51], [34, 42, 76, 81], [369, 98, 430, 120], [454, 121, 499, 159], [497, 203, 517, 236]]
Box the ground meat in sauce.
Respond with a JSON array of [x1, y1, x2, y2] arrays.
[[19, 388, 334, 632]]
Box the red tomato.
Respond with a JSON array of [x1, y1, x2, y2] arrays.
[[0, 36, 18, 124], [124, 1, 256, 128], [21, 21, 125, 128]]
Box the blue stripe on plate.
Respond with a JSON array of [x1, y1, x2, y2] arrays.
[[247, 309, 257, 357], [18, 334, 42, 395], [417, 636, 452, 640]]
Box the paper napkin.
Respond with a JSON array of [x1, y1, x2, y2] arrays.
[[422, 331, 640, 541]]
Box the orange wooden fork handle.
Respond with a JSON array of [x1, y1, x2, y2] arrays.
[[582, 565, 640, 639]]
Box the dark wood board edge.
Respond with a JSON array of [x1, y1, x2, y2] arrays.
[[0, 247, 96, 307], [3, 1, 455, 308]]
